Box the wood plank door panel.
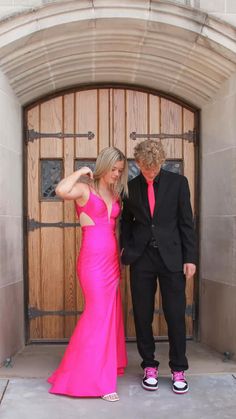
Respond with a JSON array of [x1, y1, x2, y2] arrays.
[[26, 87, 197, 341], [27, 105, 41, 340], [64, 93, 77, 338], [183, 108, 196, 337]]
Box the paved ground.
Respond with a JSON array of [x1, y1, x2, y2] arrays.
[[0, 342, 236, 419]]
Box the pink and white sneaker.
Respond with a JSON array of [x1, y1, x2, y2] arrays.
[[142, 367, 158, 391], [172, 371, 189, 394]]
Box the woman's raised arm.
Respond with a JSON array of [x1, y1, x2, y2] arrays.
[[55, 167, 93, 200]]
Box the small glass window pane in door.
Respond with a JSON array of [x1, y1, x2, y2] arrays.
[[128, 159, 183, 180], [162, 160, 183, 175], [74, 160, 96, 172], [40, 159, 63, 200]]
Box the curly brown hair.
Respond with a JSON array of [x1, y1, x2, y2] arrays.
[[134, 139, 166, 168]]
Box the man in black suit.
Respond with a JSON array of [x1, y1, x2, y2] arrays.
[[121, 140, 196, 394]]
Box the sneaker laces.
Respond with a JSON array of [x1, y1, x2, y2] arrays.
[[172, 371, 185, 382], [145, 367, 158, 379]]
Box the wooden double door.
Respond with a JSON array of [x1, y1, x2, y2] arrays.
[[25, 87, 197, 342]]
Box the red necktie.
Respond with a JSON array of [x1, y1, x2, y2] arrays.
[[147, 180, 155, 217]]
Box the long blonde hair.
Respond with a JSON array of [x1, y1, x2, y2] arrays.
[[93, 147, 128, 197]]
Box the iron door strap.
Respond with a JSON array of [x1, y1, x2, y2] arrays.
[[26, 129, 95, 143], [130, 130, 196, 144], [28, 305, 194, 319], [28, 306, 83, 320], [27, 218, 80, 232]]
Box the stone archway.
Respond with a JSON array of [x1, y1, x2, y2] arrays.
[[0, 1, 235, 107]]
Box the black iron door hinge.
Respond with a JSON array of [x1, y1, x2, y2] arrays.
[[25, 129, 95, 144], [28, 306, 83, 320], [27, 218, 80, 232], [130, 130, 197, 144]]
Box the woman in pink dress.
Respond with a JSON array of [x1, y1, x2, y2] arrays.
[[48, 147, 128, 402]]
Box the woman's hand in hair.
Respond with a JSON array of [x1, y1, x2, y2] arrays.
[[78, 167, 94, 179]]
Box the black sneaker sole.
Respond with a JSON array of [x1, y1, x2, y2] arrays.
[[172, 386, 189, 394], [142, 382, 158, 391]]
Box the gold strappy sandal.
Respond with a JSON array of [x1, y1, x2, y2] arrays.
[[101, 392, 119, 402]]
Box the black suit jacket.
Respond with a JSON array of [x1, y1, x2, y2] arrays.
[[120, 169, 197, 272]]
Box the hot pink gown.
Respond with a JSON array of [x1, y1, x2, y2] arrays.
[[48, 190, 127, 397]]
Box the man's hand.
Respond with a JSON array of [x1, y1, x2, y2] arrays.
[[183, 263, 196, 280]]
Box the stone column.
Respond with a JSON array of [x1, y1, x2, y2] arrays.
[[0, 70, 24, 364], [200, 71, 236, 357]]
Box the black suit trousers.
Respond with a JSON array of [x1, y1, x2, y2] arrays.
[[130, 245, 189, 371]]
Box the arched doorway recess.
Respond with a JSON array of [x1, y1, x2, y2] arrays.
[[25, 85, 198, 342]]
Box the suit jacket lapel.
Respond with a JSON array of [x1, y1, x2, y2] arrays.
[[153, 169, 169, 218], [138, 175, 151, 220]]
